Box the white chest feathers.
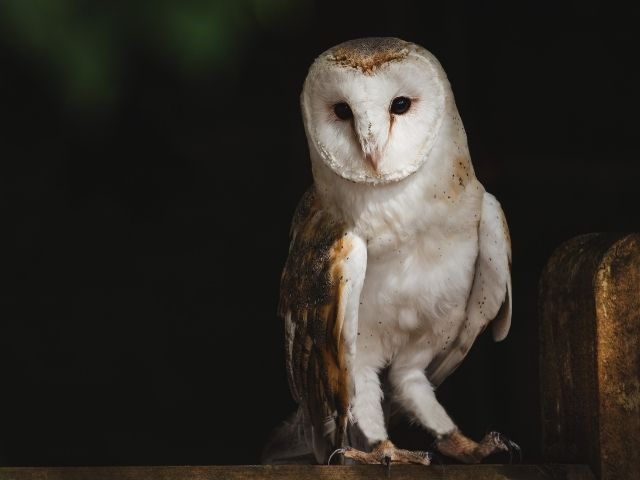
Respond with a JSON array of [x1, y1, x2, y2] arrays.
[[357, 222, 478, 354], [350, 182, 482, 365]]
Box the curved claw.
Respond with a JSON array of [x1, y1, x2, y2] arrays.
[[424, 450, 440, 465], [494, 432, 522, 464], [505, 437, 522, 464], [383, 455, 391, 478], [328, 447, 347, 465]]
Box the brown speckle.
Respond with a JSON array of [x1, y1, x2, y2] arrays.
[[326, 37, 410, 75]]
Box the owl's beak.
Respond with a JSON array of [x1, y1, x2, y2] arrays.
[[354, 111, 388, 174], [355, 132, 385, 173], [364, 152, 380, 172]]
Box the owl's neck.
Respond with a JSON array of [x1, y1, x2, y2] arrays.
[[311, 113, 479, 249], [313, 155, 480, 254]]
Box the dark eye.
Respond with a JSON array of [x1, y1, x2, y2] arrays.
[[333, 102, 353, 120], [390, 96, 411, 115]]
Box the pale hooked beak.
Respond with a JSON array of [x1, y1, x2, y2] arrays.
[[363, 152, 381, 172], [354, 111, 388, 173], [359, 132, 382, 171]]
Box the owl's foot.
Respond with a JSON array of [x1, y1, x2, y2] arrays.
[[331, 440, 432, 471], [435, 429, 521, 464]]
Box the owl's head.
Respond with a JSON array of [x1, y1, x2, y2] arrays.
[[301, 38, 453, 185]]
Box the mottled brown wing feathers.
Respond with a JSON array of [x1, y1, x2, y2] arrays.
[[279, 188, 358, 459]]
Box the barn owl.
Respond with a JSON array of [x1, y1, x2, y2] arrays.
[[264, 37, 516, 467]]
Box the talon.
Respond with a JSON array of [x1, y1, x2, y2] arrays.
[[425, 450, 439, 464], [488, 431, 506, 448], [437, 429, 521, 464], [505, 437, 522, 464], [492, 432, 522, 464], [384, 455, 392, 478], [487, 431, 508, 452], [328, 448, 346, 465]]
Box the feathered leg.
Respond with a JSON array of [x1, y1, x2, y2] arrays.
[[336, 358, 433, 467], [388, 349, 518, 463]]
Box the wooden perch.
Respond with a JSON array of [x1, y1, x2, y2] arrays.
[[539, 233, 640, 480], [0, 465, 594, 480]]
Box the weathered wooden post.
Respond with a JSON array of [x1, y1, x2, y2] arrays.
[[540, 233, 640, 479]]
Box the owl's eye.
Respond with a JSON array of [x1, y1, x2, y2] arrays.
[[390, 96, 411, 115], [333, 102, 353, 120]]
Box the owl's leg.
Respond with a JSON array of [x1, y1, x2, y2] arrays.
[[334, 360, 432, 467], [351, 364, 387, 445], [388, 350, 457, 437], [389, 351, 517, 463]]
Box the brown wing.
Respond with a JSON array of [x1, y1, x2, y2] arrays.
[[279, 187, 367, 463]]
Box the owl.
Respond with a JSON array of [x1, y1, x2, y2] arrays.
[[263, 38, 516, 467]]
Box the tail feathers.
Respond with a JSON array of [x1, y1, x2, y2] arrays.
[[262, 408, 372, 465], [262, 409, 315, 464]]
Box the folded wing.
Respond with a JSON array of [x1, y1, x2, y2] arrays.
[[427, 192, 512, 387], [279, 188, 367, 463]]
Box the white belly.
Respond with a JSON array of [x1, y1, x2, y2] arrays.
[[355, 228, 478, 368]]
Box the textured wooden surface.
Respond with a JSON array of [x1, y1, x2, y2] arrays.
[[0, 465, 594, 480], [540, 233, 640, 480]]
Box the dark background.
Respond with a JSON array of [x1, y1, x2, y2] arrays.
[[1, 0, 638, 467]]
